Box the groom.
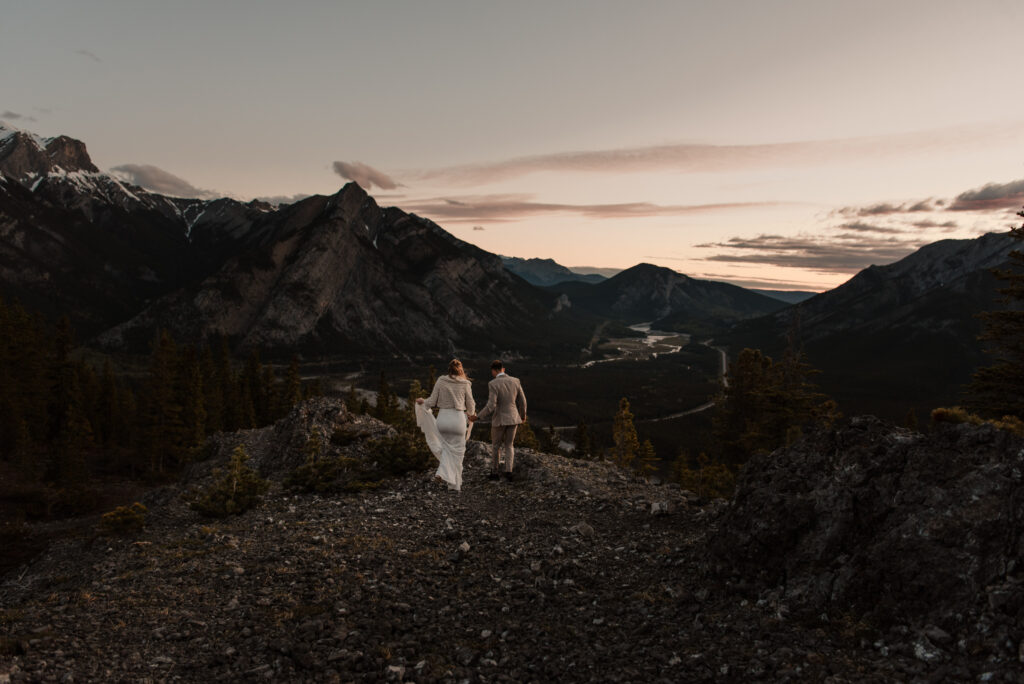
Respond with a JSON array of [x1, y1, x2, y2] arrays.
[[473, 359, 527, 481]]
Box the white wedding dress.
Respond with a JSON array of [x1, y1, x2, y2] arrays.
[[415, 403, 472, 491]]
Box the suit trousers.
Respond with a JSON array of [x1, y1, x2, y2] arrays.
[[490, 424, 518, 472]]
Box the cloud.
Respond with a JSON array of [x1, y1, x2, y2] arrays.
[[404, 194, 784, 223], [1, 110, 36, 123], [109, 164, 220, 200], [948, 179, 1024, 212], [695, 233, 926, 273], [409, 123, 1024, 187], [833, 200, 937, 217], [332, 161, 399, 190], [911, 219, 959, 230], [837, 221, 906, 234], [76, 49, 101, 63]]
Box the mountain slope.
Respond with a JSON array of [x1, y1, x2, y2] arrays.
[[548, 263, 787, 333], [98, 183, 592, 358], [726, 231, 1020, 417]]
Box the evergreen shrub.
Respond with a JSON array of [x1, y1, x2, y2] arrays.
[[191, 445, 269, 517], [100, 502, 147, 534]]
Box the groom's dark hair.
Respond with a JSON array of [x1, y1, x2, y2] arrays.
[[490, 359, 504, 372]]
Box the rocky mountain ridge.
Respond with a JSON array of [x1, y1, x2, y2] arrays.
[[2, 399, 1022, 682], [549, 262, 787, 334], [726, 231, 1020, 419], [500, 256, 606, 287]]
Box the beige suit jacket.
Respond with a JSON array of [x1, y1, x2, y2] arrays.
[[476, 373, 527, 426]]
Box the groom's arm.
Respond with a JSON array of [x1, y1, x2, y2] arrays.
[[515, 381, 527, 421], [476, 382, 497, 421]]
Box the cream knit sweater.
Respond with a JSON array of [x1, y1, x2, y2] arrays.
[[422, 375, 476, 413]]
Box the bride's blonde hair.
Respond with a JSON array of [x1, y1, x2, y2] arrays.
[[447, 358, 468, 379]]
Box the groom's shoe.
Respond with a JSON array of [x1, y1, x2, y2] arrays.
[[488, 472, 501, 481], [503, 471, 514, 482]]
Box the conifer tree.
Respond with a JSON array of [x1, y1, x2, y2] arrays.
[[345, 384, 361, 413], [140, 330, 185, 475], [611, 397, 640, 469], [178, 346, 207, 455], [966, 215, 1024, 419], [514, 418, 540, 449], [574, 420, 593, 459], [712, 347, 837, 464], [637, 439, 658, 474], [283, 357, 303, 412], [201, 344, 224, 434]]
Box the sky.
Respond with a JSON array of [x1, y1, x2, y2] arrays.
[[3, 0, 1024, 291]]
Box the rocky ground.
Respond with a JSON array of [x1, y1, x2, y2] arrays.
[[2, 401, 1023, 682]]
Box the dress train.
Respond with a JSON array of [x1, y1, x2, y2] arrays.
[[415, 404, 471, 491]]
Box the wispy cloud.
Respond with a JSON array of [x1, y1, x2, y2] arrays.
[[109, 164, 220, 200], [948, 178, 1024, 212], [332, 161, 399, 190], [833, 200, 937, 217], [76, 49, 101, 63], [837, 221, 907, 234], [404, 194, 784, 223], [695, 233, 926, 273], [1, 110, 36, 123], [410, 124, 1022, 187]]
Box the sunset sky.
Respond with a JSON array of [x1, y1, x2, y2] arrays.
[[4, 0, 1024, 290]]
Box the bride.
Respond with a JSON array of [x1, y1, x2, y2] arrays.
[[415, 359, 476, 491]]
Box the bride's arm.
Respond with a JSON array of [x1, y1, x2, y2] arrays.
[[421, 381, 441, 409]]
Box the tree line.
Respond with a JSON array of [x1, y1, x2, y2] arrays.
[[0, 298, 319, 488]]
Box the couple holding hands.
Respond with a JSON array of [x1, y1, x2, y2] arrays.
[[414, 359, 527, 491]]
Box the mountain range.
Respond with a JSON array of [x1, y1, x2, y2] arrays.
[[724, 231, 1019, 418], [0, 124, 795, 358], [1, 123, 1019, 415]]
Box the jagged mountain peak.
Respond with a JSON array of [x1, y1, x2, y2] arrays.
[[0, 124, 99, 180]]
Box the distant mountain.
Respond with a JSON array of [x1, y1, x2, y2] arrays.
[[726, 232, 1020, 418], [751, 289, 817, 304], [547, 263, 787, 334], [568, 266, 623, 279], [0, 124, 593, 358], [501, 256, 606, 286]]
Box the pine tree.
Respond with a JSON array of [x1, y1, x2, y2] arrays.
[[376, 371, 399, 423], [345, 384, 361, 413], [283, 357, 303, 412], [178, 346, 207, 455], [712, 347, 837, 465], [201, 344, 224, 434], [140, 330, 185, 476], [611, 397, 640, 469], [637, 439, 658, 474], [574, 420, 592, 459], [966, 215, 1024, 419], [514, 418, 540, 449]]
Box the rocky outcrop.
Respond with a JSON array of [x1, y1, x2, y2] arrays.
[[711, 416, 1024, 668], [5, 405, 1024, 681]]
